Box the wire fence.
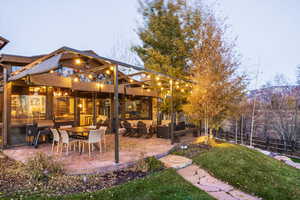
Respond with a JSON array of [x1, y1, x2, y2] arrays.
[[213, 129, 300, 157]]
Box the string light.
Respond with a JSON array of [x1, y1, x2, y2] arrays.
[[175, 81, 179, 85], [156, 76, 160, 81], [157, 82, 162, 86], [110, 66, 114, 70], [147, 89, 151, 92], [75, 58, 82, 65], [161, 87, 164, 91], [147, 74, 151, 79], [106, 70, 111, 75], [129, 79, 134, 83], [176, 85, 179, 89], [50, 70, 54, 73], [64, 92, 68, 96], [96, 83, 104, 89], [181, 89, 185, 93], [185, 84, 188, 87], [142, 84, 145, 88], [74, 77, 79, 82], [88, 74, 93, 79]]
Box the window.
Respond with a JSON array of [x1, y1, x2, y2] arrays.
[[79, 98, 93, 125], [96, 98, 110, 122], [11, 94, 46, 125], [124, 97, 151, 119], [54, 96, 75, 121], [11, 66, 22, 73]]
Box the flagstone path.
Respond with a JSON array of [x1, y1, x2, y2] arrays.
[[160, 155, 261, 200]]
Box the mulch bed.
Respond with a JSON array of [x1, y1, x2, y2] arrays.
[[0, 153, 160, 198], [171, 143, 211, 158]]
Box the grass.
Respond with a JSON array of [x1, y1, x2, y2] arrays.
[[192, 141, 300, 200], [290, 157, 300, 163], [16, 169, 215, 200]]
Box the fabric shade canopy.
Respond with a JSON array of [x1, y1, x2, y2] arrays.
[[9, 53, 62, 81]]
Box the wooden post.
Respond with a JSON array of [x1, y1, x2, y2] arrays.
[[46, 87, 54, 120], [2, 67, 8, 148], [114, 65, 120, 164], [2, 65, 12, 147], [74, 92, 80, 126], [170, 80, 174, 144], [92, 93, 96, 125]]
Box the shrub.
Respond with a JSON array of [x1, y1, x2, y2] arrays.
[[134, 154, 165, 173], [25, 152, 64, 181], [145, 156, 164, 172]]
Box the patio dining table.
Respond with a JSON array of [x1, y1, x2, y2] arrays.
[[59, 126, 99, 153], [60, 126, 96, 139]]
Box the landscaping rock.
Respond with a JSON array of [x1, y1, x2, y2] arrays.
[[159, 155, 192, 169], [285, 160, 300, 169], [274, 155, 291, 162]]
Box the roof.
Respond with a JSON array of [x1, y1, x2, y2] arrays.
[[7, 46, 188, 82], [0, 36, 9, 50]]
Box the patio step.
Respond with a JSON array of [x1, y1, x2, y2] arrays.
[[159, 155, 192, 169]]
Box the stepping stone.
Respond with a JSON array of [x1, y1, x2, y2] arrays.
[[159, 155, 192, 169], [199, 176, 234, 192], [177, 165, 262, 200], [229, 190, 260, 200], [207, 191, 237, 200]]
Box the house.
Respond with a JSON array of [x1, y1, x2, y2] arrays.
[[0, 46, 192, 164]]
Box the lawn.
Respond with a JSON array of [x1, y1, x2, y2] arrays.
[[290, 157, 300, 163], [192, 141, 300, 200], [16, 169, 215, 200]]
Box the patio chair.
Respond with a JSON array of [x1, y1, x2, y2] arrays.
[[80, 129, 104, 157], [59, 129, 79, 156], [122, 121, 135, 137], [50, 128, 60, 153], [136, 121, 147, 137], [146, 125, 156, 138], [99, 126, 108, 152]]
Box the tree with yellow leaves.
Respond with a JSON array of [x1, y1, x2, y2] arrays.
[[184, 12, 247, 134]]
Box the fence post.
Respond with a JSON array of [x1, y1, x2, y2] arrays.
[[265, 137, 269, 151]]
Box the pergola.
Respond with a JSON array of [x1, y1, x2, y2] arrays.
[[3, 46, 192, 163]]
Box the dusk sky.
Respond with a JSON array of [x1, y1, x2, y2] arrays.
[[1, 0, 300, 88]]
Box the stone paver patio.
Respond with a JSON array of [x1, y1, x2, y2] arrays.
[[3, 135, 175, 174]]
